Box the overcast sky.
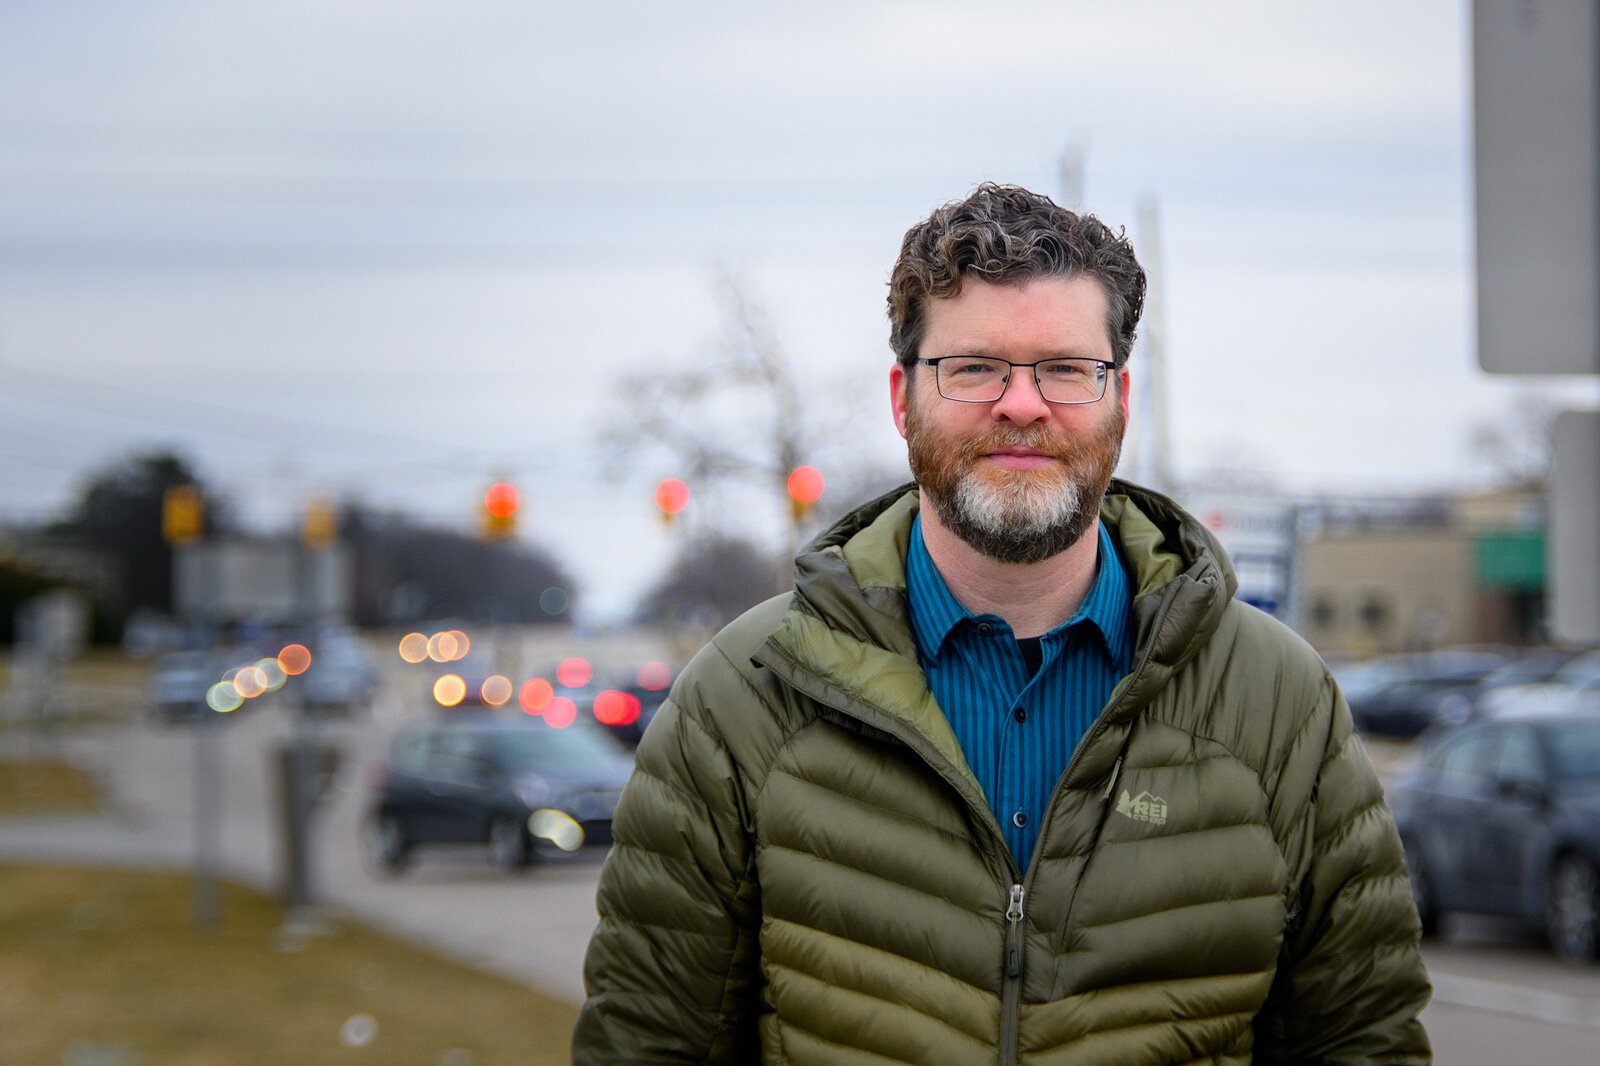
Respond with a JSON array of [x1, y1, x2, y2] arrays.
[[3, 1, 1596, 619]]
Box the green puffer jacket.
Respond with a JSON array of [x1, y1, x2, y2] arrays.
[[575, 481, 1431, 1065]]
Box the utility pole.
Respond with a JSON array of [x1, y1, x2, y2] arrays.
[[1057, 144, 1087, 212], [1131, 192, 1175, 494]]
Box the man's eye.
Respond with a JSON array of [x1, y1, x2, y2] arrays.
[[1041, 361, 1092, 379], [950, 360, 999, 376]]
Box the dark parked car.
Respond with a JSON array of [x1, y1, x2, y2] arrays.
[[150, 650, 219, 722], [361, 714, 635, 874], [1389, 714, 1600, 961], [1343, 650, 1509, 738], [1478, 648, 1600, 720]]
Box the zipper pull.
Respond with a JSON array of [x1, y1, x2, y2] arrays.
[[1100, 755, 1124, 800], [1005, 883, 1026, 977], [1006, 883, 1026, 923]]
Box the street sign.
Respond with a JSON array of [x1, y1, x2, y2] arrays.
[[1472, 0, 1600, 375], [175, 538, 352, 624]]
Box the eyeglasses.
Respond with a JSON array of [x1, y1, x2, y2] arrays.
[[916, 356, 1115, 405]]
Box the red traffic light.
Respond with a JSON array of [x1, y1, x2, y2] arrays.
[[484, 482, 520, 519], [787, 466, 825, 505], [655, 478, 690, 516]]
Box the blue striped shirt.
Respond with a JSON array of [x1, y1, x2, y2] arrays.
[[906, 515, 1134, 871]]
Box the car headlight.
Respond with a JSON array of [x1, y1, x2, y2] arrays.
[[528, 809, 585, 852]]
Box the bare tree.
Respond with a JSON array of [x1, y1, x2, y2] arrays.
[[606, 274, 830, 587], [1470, 389, 1563, 489], [639, 531, 783, 656]]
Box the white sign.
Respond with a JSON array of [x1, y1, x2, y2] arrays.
[[1473, 0, 1600, 375]]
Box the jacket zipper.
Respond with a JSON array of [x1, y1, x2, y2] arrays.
[[759, 575, 1187, 1064], [998, 580, 1184, 1061], [1001, 882, 1026, 1066]]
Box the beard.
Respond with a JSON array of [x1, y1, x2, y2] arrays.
[[906, 400, 1125, 565]]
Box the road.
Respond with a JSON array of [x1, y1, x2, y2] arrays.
[[4, 671, 1600, 1063]]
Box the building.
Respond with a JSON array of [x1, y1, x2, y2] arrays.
[[1296, 487, 1546, 655]]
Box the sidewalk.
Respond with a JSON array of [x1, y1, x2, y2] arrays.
[[0, 703, 603, 1004]]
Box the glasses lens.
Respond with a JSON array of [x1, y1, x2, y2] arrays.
[[1035, 359, 1106, 403], [935, 357, 1107, 403], [936, 356, 1009, 401]]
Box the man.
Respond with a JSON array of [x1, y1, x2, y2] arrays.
[[575, 183, 1431, 1064]]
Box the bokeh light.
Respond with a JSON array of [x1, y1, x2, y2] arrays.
[[426, 629, 472, 663], [655, 478, 690, 515], [637, 661, 674, 691], [483, 481, 520, 519], [787, 465, 825, 505], [232, 665, 269, 699], [256, 657, 289, 692], [277, 643, 312, 676], [480, 675, 513, 707], [433, 674, 467, 707], [545, 696, 577, 729], [519, 677, 553, 714], [555, 657, 591, 689], [397, 632, 428, 664], [593, 689, 641, 727], [207, 681, 243, 713], [340, 1013, 378, 1048], [529, 808, 585, 852], [539, 586, 569, 616]]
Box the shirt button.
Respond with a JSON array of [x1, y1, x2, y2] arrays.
[[1011, 811, 1028, 828], [977, 622, 993, 634], [1014, 707, 1027, 723]]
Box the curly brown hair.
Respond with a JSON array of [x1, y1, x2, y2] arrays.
[[887, 183, 1146, 368]]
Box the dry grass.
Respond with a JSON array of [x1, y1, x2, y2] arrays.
[[0, 758, 100, 814], [0, 864, 579, 1065], [2, 647, 154, 727]]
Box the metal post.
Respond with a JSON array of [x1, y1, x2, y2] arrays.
[[192, 705, 223, 935]]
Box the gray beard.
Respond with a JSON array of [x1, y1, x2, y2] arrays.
[[930, 471, 1100, 565]]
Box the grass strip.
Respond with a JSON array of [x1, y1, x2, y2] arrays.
[[0, 758, 101, 814], [0, 863, 578, 1065]]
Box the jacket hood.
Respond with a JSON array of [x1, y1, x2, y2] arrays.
[[764, 479, 1239, 770]]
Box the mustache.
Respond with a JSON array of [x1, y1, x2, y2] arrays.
[[952, 425, 1071, 462]]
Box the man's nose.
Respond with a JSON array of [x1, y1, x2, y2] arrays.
[[990, 365, 1051, 422]]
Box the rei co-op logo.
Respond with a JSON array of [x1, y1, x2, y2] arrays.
[[1115, 789, 1169, 827]]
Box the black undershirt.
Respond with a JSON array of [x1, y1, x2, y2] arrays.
[[1017, 636, 1044, 678]]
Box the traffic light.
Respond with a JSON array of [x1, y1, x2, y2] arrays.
[[302, 497, 337, 549], [787, 466, 825, 520], [482, 482, 520, 540], [655, 478, 690, 525], [162, 485, 204, 545]]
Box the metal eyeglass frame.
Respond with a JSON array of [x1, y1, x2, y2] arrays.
[[914, 356, 1117, 405]]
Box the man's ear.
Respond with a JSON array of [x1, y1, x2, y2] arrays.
[[1116, 365, 1131, 423], [890, 363, 910, 440]]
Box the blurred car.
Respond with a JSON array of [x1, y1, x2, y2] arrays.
[[592, 679, 671, 746], [361, 714, 634, 874], [1343, 649, 1510, 738], [1405, 647, 1591, 733], [1389, 714, 1600, 961], [533, 659, 676, 746], [150, 650, 220, 722], [1478, 648, 1600, 720], [298, 626, 382, 713]]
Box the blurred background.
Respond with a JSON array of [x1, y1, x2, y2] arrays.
[[2, 2, 1599, 1064]]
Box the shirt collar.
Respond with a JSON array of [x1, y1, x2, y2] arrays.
[[906, 514, 1133, 667]]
